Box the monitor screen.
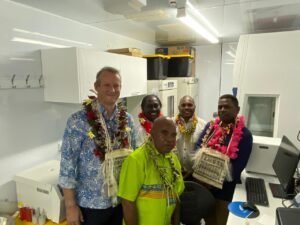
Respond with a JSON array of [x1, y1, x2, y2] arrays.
[[272, 135, 300, 195]]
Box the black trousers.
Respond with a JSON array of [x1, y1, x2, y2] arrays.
[[80, 204, 123, 225]]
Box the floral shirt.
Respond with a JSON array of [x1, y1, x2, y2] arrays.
[[59, 104, 136, 209]]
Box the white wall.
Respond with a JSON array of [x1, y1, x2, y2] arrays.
[[195, 45, 222, 122], [220, 43, 237, 95], [0, 0, 155, 213]]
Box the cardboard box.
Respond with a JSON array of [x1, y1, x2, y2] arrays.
[[155, 47, 168, 55], [107, 48, 143, 57], [155, 46, 195, 57]]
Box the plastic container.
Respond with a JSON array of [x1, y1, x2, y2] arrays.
[[167, 54, 194, 77], [143, 54, 170, 80]]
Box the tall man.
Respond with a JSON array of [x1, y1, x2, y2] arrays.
[[118, 117, 184, 225], [59, 67, 136, 225], [174, 95, 206, 177], [195, 94, 253, 225]]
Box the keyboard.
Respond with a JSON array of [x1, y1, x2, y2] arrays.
[[245, 177, 269, 206]]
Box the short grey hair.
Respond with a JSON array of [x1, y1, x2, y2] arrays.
[[96, 66, 121, 81]]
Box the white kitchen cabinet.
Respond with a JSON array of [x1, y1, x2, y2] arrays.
[[41, 47, 147, 103]]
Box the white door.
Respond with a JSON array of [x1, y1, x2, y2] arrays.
[[159, 88, 178, 117]]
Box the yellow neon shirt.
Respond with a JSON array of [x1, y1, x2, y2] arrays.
[[118, 144, 184, 225]]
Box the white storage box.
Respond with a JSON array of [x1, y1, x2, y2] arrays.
[[245, 136, 281, 176], [14, 160, 65, 223]]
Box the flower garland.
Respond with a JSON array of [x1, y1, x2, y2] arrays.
[[138, 112, 163, 134], [83, 96, 130, 161], [145, 139, 181, 205], [201, 116, 245, 159], [175, 113, 198, 136]]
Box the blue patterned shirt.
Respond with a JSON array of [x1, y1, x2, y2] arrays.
[[59, 104, 137, 209]]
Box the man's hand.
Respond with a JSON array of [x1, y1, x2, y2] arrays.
[[66, 204, 84, 225], [63, 188, 84, 225]]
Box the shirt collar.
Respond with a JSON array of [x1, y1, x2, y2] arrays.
[[180, 113, 196, 124], [99, 104, 117, 120]]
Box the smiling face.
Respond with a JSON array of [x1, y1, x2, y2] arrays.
[[94, 70, 121, 107], [142, 95, 162, 122], [218, 97, 240, 124], [178, 96, 196, 121], [151, 117, 177, 154]]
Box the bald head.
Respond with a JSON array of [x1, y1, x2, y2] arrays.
[[150, 117, 177, 154], [179, 95, 195, 105]]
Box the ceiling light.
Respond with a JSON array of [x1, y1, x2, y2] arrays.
[[11, 37, 69, 48], [13, 28, 92, 47], [9, 57, 35, 61], [178, 10, 219, 44], [186, 0, 220, 37], [177, 3, 219, 44]]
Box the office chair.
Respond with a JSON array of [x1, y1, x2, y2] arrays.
[[180, 181, 215, 225]]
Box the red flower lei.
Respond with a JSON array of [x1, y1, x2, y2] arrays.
[[201, 116, 245, 159], [83, 96, 130, 161], [138, 112, 163, 134]]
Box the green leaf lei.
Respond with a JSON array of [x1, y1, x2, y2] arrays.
[[145, 139, 181, 205]]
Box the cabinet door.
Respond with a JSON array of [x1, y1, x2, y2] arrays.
[[42, 48, 81, 103], [119, 55, 147, 98], [77, 50, 121, 101]]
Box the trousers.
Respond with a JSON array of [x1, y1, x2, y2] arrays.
[[80, 204, 123, 225]]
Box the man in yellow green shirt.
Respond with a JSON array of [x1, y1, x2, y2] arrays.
[[118, 117, 185, 225]]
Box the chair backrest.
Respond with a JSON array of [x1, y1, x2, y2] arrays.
[[180, 181, 215, 225]]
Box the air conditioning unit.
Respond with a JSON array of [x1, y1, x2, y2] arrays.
[[103, 0, 147, 14]]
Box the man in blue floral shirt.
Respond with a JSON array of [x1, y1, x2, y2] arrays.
[[59, 66, 137, 225]]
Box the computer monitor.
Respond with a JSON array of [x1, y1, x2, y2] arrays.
[[270, 135, 300, 199]]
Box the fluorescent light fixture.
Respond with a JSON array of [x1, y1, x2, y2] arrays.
[[224, 62, 234, 65], [178, 15, 219, 44], [11, 37, 69, 48], [226, 51, 236, 58], [186, 0, 220, 37], [10, 57, 35, 61], [177, 3, 219, 44], [13, 28, 92, 47]]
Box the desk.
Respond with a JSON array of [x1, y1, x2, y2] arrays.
[[226, 171, 284, 225]]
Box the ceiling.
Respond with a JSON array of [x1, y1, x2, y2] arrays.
[[11, 0, 300, 46]]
